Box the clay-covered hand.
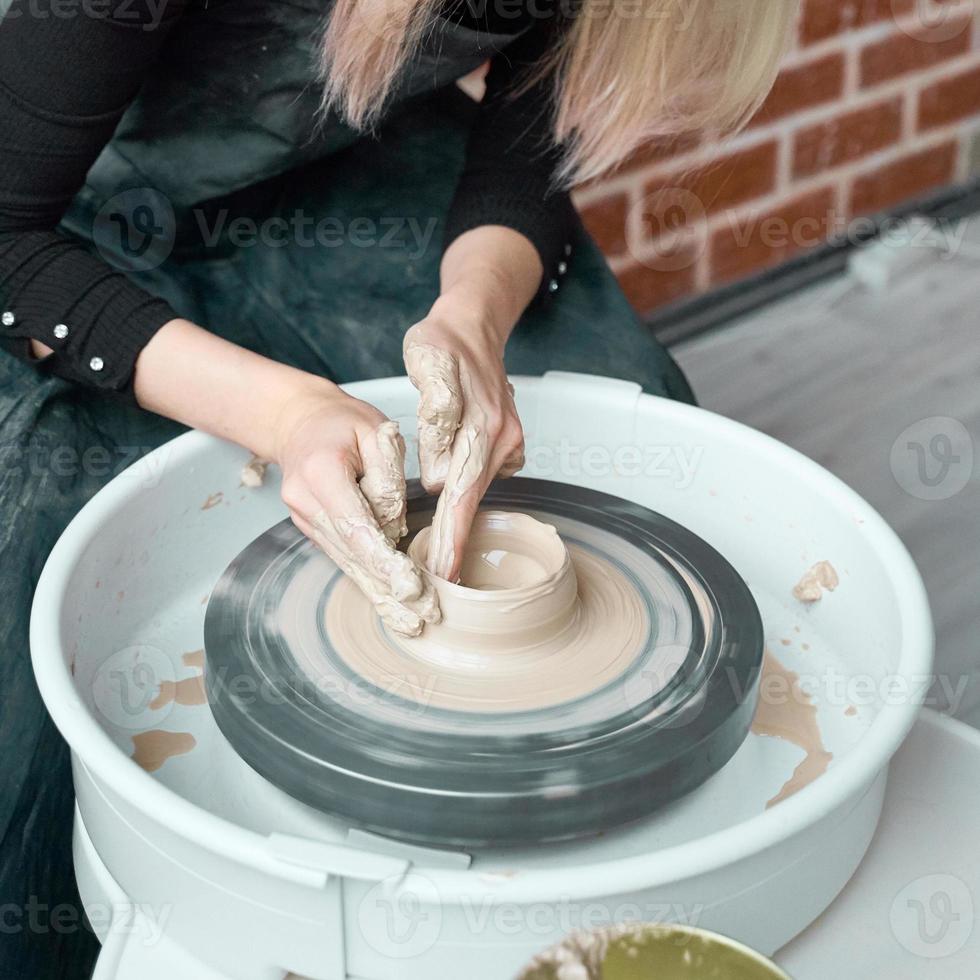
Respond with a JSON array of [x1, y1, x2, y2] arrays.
[[403, 316, 525, 582], [272, 382, 440, 636]]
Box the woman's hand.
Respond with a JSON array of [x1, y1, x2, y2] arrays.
[[271, 378, 440, 636], [404, 308, 525, 582]]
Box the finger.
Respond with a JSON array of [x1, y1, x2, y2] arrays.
[[497, 445, 525, 480], [404, 342, 462, 493], [310, 505, 430, 638], [358, 420, 408, 544], [426, 421, 489, 581], [288, 457, 439, 636], [314, 474, 440, 633]]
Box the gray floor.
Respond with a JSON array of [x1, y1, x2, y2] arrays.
[[674, 215, 980, 726]]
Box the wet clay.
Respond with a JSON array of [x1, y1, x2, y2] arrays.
[[793, 560, 839, 603], [241, 455, 269, 488], [403, 338, 493, 580], [149, 674, 206, 710], [131, 730, 196, 772], [320, 511, 649, 712], [148, 649, 207, 710], [752, 649, 833, 807], [358, 420, 409, 544], [310, 422, 439, 638], [425, 421, 487, 580], [403, 342, 462, 492], [201, 492, 223, 511]]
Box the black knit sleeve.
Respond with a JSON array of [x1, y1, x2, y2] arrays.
[[0, 0, 186, 398], [443, 19, 576, 301]]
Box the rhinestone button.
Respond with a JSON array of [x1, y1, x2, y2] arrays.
[[564, 243, 572, 257], [548, 278, 559, 293], [53, 324, 69, 340], [1, 311, 14, 327], [89, 356, 105, 372], [558, 261, 568, 275]]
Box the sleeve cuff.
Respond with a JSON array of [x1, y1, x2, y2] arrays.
[[443, 178, 578, 303], [1, 230, 178, 402]]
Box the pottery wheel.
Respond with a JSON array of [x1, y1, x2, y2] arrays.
[[204, 478, 764, 846]]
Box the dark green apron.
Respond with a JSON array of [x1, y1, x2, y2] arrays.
[[0, 2, 694, 975]]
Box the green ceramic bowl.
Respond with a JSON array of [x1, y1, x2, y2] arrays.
[[519, 923, 792, 980]]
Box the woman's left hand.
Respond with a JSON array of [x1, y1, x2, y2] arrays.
[[404, 310, 525, 582]]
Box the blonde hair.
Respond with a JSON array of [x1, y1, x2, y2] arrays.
[[320, 0, 796, 184]]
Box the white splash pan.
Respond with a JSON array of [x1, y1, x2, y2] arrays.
[[31, 373, 933, 980]]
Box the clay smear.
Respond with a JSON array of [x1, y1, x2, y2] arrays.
[[792, 560, 839, 603], [358, 421, 409, 543], [148, 649, 207, 710], [131, 730, 196, 772], [404, 339, 494, 580], [201, 492, 223, 510], [149, 674, 206, 710], [240, 455, 269, 487], [752, 649, 833, 807], [425, 421, 487, 580], [310, 422, 439, 637], [403, 341, 462, 492]]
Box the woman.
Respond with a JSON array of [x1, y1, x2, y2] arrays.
[[0, 0, 793, 973]]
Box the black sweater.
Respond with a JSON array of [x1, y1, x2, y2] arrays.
[[0, 0, 574, 397]]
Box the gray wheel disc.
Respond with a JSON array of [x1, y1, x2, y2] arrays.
[[204, 478, 764, 846]]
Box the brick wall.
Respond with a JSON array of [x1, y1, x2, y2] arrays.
[[575, 0, 980, 316]]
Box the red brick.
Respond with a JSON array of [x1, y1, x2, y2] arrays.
[[616, 252, 699, 314], [918, 62, 980, 130], [801, 0, 913, 46], [641, 141, 778, 234], [849, 141, 958, 214], [750, 54, 846, 128], [861, 20, 971, 87], [579, 194, 629, 257], [710, 187, 838, 285], [793, 98, 903, 178]]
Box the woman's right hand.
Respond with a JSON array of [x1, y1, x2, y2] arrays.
[[270, 378, 440, 636], [133, 319, 439, 635]]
